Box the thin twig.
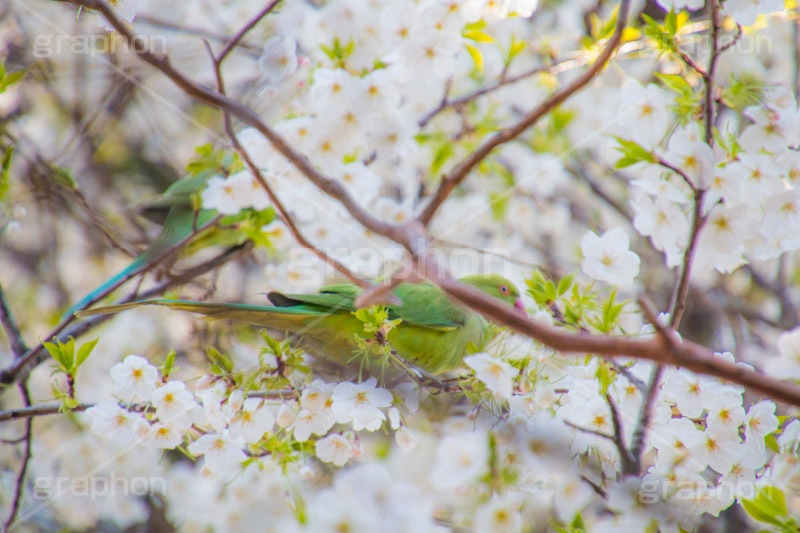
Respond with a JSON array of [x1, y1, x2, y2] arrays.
[[0, 284, 26, 357], [0, 387, 295, 423], [418, 59, 570, 127], [0, 281, 32, 532], [564, 420, 615, 442], [3, 383, 33, 533], [657, 156, 697, 192], [215, 0, 281, 65], [703, 0, 721, 145], [668, 191, 706, 329], [605, 393, 637, 476], [570, 162, 632, 220], [136, 14, 261, 51]]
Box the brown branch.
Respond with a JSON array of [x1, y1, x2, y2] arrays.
[[565, 420, 615, 442], [606, 393, 637, 476], [418, 58, 570, 127], [746, 262, 798, 328], [136, 14, 261, 51], [675, 48, 707, 78], [629, 364, 662, 470], [570, 162, 632, 220], [0, 284, 26, 357], [203, 36, 371, 290], [628, 3, 728, 473], [703, 0, 721, 145], [0, 387, 295, 423], [412, 250, 800, 408], [353, 268, 415, 308], [0, 281, 32, 532], [416, 0, 632, 226], [669, 193, 706, 331], [3, 383, 33, 532], [719, 22, 743, 54], [657, 155, 698, 192], [215, 0, 281, 65]]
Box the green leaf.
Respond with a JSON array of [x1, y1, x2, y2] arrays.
[[464, 20, 487, 31], [462, 30, 494, 43], [0, 145, 12, 200], [570, 511, 585, 530], [187, 143, 227, 175], [544, 280, 557, 303], [430, 141, 454, 175], [557, 273, 576, 297], [206, 347, 234, 374], [655, 73, 693, 96], [664, 8, 677, 36], [64, 337, 75, 368], [508, 35, 525, 59], [75, 338, 98, 368], [62, 397, 80, 410], [0, 68, 27, 92], [162, 349, 176, 379], [489, 192, 509, 221], [720, 74, 767, 110], [596, 362, 613, 395], [613, 137, 656, 168], [465, 44, 484, 71], [319, 37, 354, 66], [641, 13, 678, 52], [765, 433, 780, 454], [44, 341, 69, 372], [742, 486, 788, 526]]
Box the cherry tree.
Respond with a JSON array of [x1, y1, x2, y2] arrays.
[[1, 0, 800, 531]]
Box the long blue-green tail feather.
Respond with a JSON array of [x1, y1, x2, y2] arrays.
[[62, 207, 215, 320], [75, 299, 325, 327]]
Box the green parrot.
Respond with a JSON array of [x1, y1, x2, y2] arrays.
[[63, 170, 216, 319], [77, 274, 526, 374], [64, 169, 273, 319]]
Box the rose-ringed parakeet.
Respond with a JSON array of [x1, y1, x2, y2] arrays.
[[77, 274, 525, 374], [64, 169, 273, 319]]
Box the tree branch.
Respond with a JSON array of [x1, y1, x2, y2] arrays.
[[0, 388, 295, 423], [2, 383, 33, 532], [606, 393, 637, 476], [416, 0, 632, 226], [0, 284, 26, 357], [418, 58, 570, 127], [203, 35, 372, 290], [215, 0, 281, 65]]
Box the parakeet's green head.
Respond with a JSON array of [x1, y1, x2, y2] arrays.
[[459, 274, 525, 313]]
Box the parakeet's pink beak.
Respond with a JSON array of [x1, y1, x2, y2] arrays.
[[515, 298, 527, 316]]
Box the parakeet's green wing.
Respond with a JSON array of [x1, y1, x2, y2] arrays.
[[75, 274, 523, 375], [269, 283, 467, 330], [135, 170, 214, 224]]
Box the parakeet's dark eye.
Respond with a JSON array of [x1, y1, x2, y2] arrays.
[[499, 285, 509, 294]]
